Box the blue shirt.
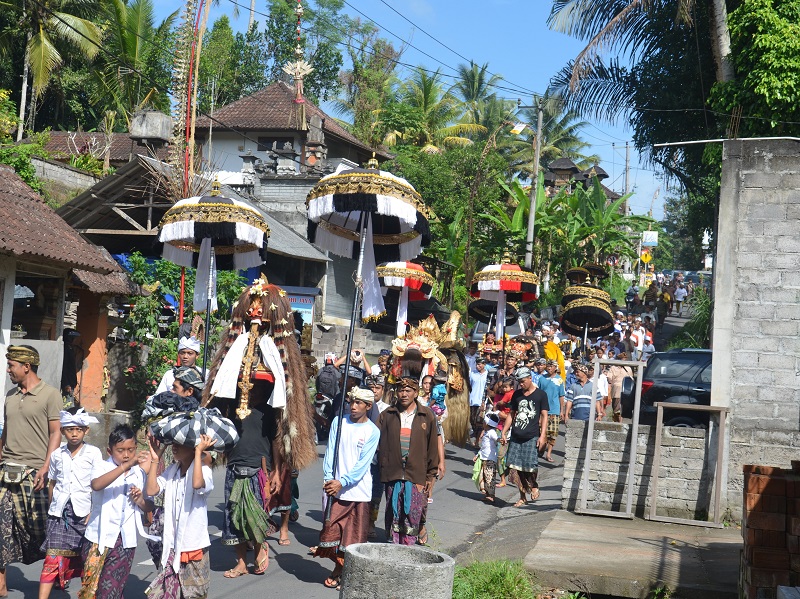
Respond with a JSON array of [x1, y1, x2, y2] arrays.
[[539, 374, 566, 415], [566, 381, 602, 421]]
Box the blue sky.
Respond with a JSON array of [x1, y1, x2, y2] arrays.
[[158, 0, 665, 219]]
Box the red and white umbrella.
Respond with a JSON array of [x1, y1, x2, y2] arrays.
[[376, 261, 434, 337], [470, 263, 539, 339]]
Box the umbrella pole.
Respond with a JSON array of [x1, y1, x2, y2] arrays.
[[325, 215, 369, 522], [201, 247, 214, 378], [179, 267, 186, 324], [583, 323, 589, 361]]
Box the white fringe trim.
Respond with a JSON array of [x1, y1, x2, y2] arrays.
[[235, 222, 265, 246], [314, 226, 355, 258], [159, 220, 195, 243], [397, 237, 423, 261], [233, 249, 265, 270], [162, 243, 195, 267]]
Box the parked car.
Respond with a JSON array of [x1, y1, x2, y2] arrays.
[[620, 348, 712, 427]]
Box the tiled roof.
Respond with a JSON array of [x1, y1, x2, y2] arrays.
[[0, 165, 113, 273], [71, 248, 142, 295], [35, 131, 169, 165], [195, 82, 385, 158]]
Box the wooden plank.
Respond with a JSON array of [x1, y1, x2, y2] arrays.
[[111, 207, 146, 231], [78, 229, 157, 236]]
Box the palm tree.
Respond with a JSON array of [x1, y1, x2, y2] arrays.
[[395, 67, 486, 152], [93, 0, 177, 124], [4, 0, 102, 140], [451, 61, 501, 124], [505, 93, 599, 178], [547, 0, 733, 87]]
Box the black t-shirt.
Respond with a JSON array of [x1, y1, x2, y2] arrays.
[[227, 402, 277, 470], [509, 387, 549, 442]]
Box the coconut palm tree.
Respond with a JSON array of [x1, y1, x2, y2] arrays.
[[451, 61, 501, 124], [4, 0, 102, 139], [92, 0, 176, 123], [394, 67, 486, 152]]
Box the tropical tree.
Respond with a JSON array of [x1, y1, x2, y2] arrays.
[[2, 0, 102, 139], [390, 67, 486, 152], [93, 0, 176, 123], [451, 61, 502, 125]]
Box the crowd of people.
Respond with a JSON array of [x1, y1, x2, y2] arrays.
[[0, 274, 694, 596]]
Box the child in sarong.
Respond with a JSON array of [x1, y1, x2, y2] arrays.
[[473, 413, 500, 503], [78, 425, 153, 599], [39, 408, 103, 599], [145, 433, 215, 599]]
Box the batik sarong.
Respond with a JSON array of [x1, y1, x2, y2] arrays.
[[0, 467, 48, 567], [146, 548, 210, 599], [266, 466, 293, 516], [78, 534, 135, 599], [384, 481, 427, 545], [39, 500, 86, 587], [222, 467, 275, 546], [479, 460, 498, 498], [312, 498, 369, 567]]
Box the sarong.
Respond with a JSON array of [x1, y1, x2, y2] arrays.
[[312, 498, 369, 566], [384, 481, 427, 545], [40, 500, 86, 587], [369, 462, 383, 522], [469, 406, 483, 438], [497, 442, 508, 476], [506, 436, 540, 473], [146, 548, 210, 599], [546, 414, 561, 446], [480, 460, 498, 497], [78, 534, 136, 599], [222, 467, 275, 546], [266, 466, 293, 515], [0, 467, 48, 567]]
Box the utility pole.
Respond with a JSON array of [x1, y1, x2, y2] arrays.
[[624, 141, 630, 215], [524, 98, 544, 270]]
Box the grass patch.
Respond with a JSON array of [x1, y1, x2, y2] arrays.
[[452, 559, 537, 599]]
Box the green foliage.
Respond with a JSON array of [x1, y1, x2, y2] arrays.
[[0, 130, 49, 193], [451, 560, 537, 599], [652, 194, 705, 271], [667, 287, 712, 349], [122, 338, 177, 430], [69, 152, 106, 176], [0, 89, 16, 138], [710, 0, 800, 137]]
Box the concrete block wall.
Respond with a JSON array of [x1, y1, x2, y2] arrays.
[[713, 139, 800, 520], [32, 156, 99, 203], [252, 176, 319, 237], [562, 420, 713, 519]]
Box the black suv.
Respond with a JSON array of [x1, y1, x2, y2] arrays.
[[620, 348, 712, 427]]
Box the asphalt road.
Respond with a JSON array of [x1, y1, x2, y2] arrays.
[[4, 431, 568, 598]]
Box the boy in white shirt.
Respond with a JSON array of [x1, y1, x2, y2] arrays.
[[78, 424, 152, 599], [474, 413, 501, 503], [145, 433, 216, 599], [311, 387, 380, 590], [38, 408, 103, 599]]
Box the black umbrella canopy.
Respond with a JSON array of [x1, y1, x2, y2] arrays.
[[560, 297, 614, 337], [468, 299, 519, 325], [561, 285, 612, 307]]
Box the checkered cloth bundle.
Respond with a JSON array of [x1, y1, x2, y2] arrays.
[[149, 407, 239, 451], [141, 391, 200, 425]]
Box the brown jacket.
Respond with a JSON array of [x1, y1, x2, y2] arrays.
[[378, 402, 439, 486]]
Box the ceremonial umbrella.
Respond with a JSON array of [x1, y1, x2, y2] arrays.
[[159, 181, 270, 374], [306, 159, 430, 519], [467, 298, 519, 326], [376, 261, 435, 337], [470, 262, 539, 341]]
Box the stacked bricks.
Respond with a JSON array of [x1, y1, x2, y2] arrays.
[[740, 462, 800, 599]]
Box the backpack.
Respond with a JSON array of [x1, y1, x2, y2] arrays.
[[316, 364, 340, 398]]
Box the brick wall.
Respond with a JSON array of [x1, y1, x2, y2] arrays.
[[562, 420, 713, 519], [740, 464, 800, 599], [712, 139, 800, 519]]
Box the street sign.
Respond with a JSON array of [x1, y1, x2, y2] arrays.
[[606, 255, 618, 266], [642, 231, 659, 247], [641, 249, 652, 264]]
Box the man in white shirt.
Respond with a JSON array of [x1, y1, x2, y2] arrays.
[[464, 343, 479, 373], [468, 358, 489, 446], [673, 283, 689, 317], [155, 336, 205, 395], [311, 387, 380, 590], [630, 318, 646, 361]]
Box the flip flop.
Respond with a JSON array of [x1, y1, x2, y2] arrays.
[[253, 553, 269, 575], [513, 499, 528, 508], [223, 568, 248, 579], [530, 488, 540, 501], [323, 576, 341, 589]]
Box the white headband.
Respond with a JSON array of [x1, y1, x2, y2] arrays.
[[60, 408, 99, 428], [178, 336, 201, 353]]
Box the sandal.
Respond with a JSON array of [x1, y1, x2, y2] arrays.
[[253, 544, 269, 575], [530, 488, 540, 501], [417, 530, 429, 545], [323, 576, 341, 589], [224, 568, 248, 579], [513, 499, 528, 508]]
